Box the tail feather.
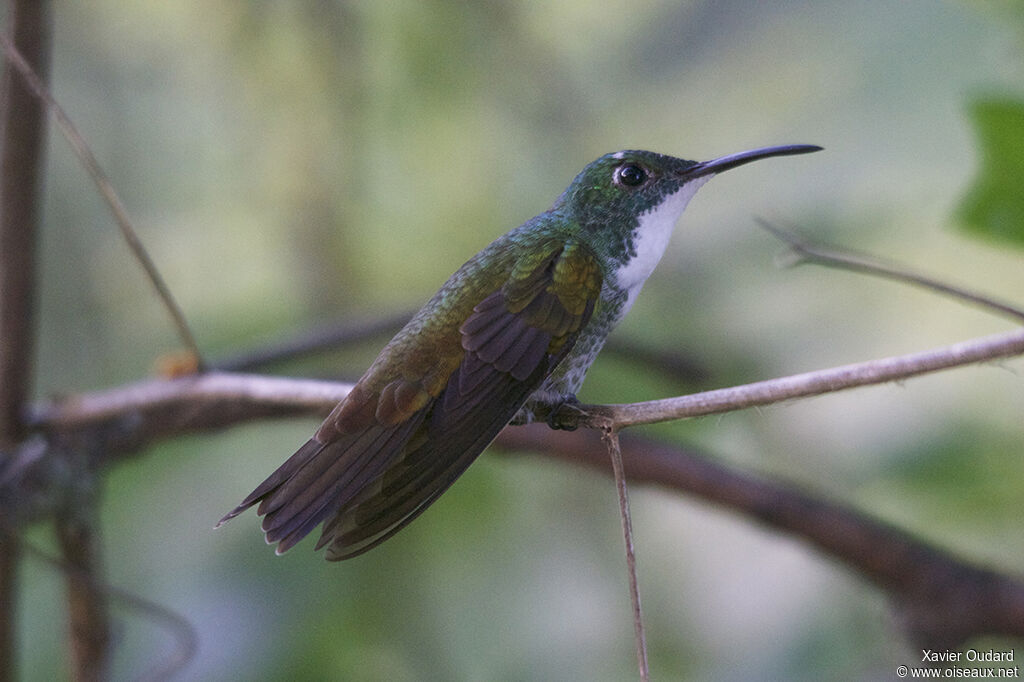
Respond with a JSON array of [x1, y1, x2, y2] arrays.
[[315, 343, 551, 561], [265, 415, 424, 553], [218, 251, 596, 559], [215, 411, 425, 554], [215, 438, 325, 527]]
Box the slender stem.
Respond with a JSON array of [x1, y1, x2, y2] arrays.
[[0, 32, 204, 367], [495, 425, 1024, 645], [8, 325, 1024, 655], [602, 428, 648, 681], [0, 1, 50, 446], [0, 1, 52, 679]]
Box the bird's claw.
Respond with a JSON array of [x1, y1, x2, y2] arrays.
[[546, 395, 583, 431]]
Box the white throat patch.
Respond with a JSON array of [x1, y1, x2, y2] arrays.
[[613, 175, 712, 300]]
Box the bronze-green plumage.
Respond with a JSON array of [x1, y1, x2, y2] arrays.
[[218, 144, 821, 560]]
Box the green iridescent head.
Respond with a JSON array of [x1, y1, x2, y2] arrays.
[[555, 145, 822, 230]]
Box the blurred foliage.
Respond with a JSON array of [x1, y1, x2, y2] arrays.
[[956, 97, 1024, 246], [8, 0, 1024, 680]]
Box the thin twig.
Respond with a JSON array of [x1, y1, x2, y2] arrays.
[[495, 425, 1024, 646], [212, 310, 414, 372], [601, 427, 648, 681], [13, 327, 1024, 664], [213, 310, 708, 385], [757, 219, 1024, 323], [31, 372, 350, 434], [0, 33, 205, 367]]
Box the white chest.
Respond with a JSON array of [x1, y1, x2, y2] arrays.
[[612, 175, 711, 314]]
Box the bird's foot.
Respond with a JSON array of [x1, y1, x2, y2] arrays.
[[512, 394, 585, 430], [545, 395, 583, 431]]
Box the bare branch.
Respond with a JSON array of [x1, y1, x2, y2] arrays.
[[0, 31, 204, 367], [30, 373, 351, 460], [0, 2, 52, 679], [562, 327, 1024, 429], [27, 328, 1024, 450], [494, 425, 1024, 646], [14, 326, 1024, 652], [758, 219, 1024, 323]]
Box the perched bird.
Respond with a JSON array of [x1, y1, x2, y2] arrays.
[[218, 144, 821, 560]]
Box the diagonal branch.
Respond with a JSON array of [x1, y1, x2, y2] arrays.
[[13, 325, 1020, 499], [213, 310, 708, 384], [212, 311, 415, 372], [31, 373, 350, 448], [30, 329, 1024, 446], [9, 323, 1023, 657], [758, 219, 1024, 323], [0, 31, 204, 367], [560, 327, 1024, 430]]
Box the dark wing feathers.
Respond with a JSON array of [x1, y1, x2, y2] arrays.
[[220, 238, 602, 559], [322, 357, 548, 560], [262, 414, 426, 553], [465, 297, 553, 380], [458, 291, 506, 338], [312, 292, 556, 560], [498, 326, 550, 380], [217, 438, 323, 524], [457, 349, 494, 396]]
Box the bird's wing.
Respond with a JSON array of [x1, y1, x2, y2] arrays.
[[219, 238, 602, 559]]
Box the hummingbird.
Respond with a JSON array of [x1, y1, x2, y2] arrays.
[[218, 143, 821, 560]]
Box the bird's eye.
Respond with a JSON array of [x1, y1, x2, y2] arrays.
[[615, 164, 647, 187]]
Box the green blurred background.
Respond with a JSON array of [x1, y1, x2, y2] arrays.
[[15, 0, 1024, 679]]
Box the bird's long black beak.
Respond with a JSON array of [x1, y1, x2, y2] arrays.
[[682, 144, 822, 179]]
